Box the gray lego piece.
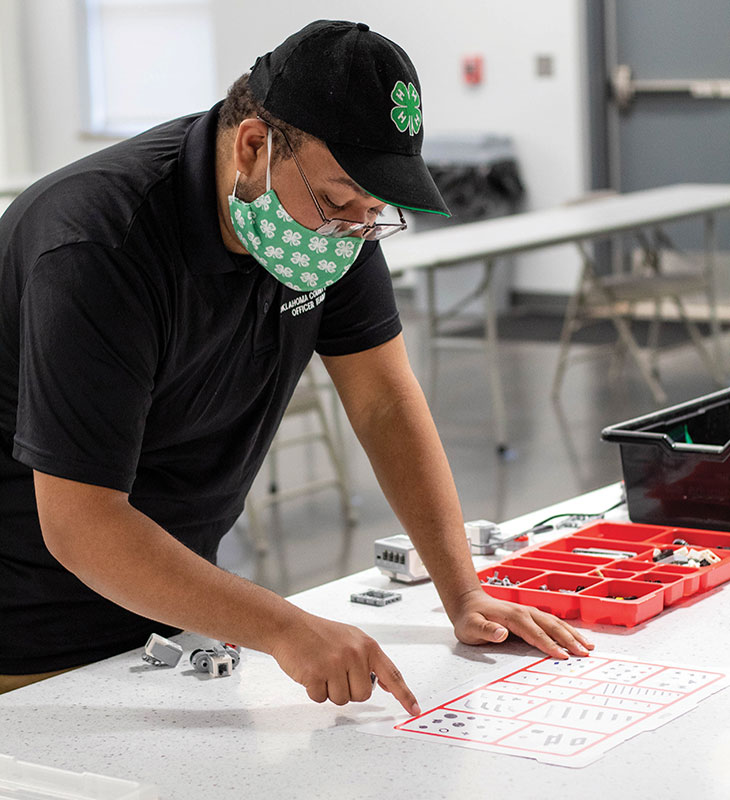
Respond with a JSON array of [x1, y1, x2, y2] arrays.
[[350, 589, 402, 606]]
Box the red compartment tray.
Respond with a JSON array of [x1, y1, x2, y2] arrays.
[[477, 520, 730, 626]]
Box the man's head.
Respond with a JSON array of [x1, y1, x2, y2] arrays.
[[219, 20, 449, 219]]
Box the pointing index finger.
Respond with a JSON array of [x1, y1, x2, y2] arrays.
[[370, 650, 421, 716]]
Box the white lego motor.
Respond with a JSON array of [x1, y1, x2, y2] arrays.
[[374, 534, 429, 583]]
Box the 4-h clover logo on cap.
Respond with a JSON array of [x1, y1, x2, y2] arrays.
[[390, 80, 422, 136]]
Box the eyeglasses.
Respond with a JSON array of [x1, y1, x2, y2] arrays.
[[258, 116, 407, 241]]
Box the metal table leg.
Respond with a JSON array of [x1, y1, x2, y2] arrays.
[[704, 212, 726, 379], [483, 257, 508, 452]]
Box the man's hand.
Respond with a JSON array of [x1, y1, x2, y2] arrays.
[[270, 612, 421, 715], [451, 589, 594, 659]]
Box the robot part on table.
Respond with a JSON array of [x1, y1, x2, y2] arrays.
[[142, 633, 241, 678], [374, 520, 531, 583], [350, 589, 403, 606], [190, 644, 241, 678], [142, 632, 183, 667]]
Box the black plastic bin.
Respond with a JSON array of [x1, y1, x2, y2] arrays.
[[602, 388, 730, 531]]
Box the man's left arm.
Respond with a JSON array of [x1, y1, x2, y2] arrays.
[[321, 334, 593, 659]]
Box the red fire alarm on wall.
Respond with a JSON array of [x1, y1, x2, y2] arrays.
[[462, 54, 484, 86]]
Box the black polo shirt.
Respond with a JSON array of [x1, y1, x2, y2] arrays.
[[0, 102, 401, 673]]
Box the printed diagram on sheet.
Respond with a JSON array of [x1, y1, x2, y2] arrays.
[[364, 655, 728, 768]]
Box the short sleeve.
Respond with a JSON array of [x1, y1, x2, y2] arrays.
[[13, 244, 165, 492], [315, 241, 402, 356]]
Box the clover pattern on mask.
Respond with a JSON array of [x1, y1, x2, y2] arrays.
[[275, 264, 293, 278], [276, 207, 293, 222], [246, 231, 261, 249], [300, 272, 319, 288], [335, 240, 355, 258], [390, 80, 422, 136], [308, 236, 328, 254], [283, 229, 302, 246], [291, 251, 310, 267], [254, 194, 272, 211], [260, 219, 276, 238], [317, 259, 337, 273], [265, 246, 284, 260]]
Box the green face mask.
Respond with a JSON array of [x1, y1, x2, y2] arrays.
[[228, 129, 364, 293]]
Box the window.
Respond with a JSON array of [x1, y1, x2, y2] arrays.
[[82, 0, 216, 136]]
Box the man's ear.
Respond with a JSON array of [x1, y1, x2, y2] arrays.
[[233, 118, 269, 178]]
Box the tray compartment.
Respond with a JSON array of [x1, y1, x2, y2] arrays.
[[540, 535, 654, 561], [652, 528, 730, 550], [646, 564, 702, 596], [588, 567, 637, 579], [631, 545, 730, 589], [578, 579, 664, 627], [697, 552, 730, 589], [631, 569, 685, 605], [604, 559, 652, 573], [502, 556, 594, 573], [576, 521, 670, 542], [524, 550, 615, 565], [477, 565, 545, 601], [516, 573, 604, 619]]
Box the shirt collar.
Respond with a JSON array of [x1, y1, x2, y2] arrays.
[[178, 100, 255, 275]]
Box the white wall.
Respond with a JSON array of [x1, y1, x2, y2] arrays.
[[17, 0, 123, 177], [3, 0, 590, 296], [0, 0, 31, 181]]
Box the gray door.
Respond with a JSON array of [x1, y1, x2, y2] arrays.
[[596, 0, 730, 253]]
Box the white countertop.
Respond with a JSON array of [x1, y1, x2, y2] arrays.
[[2, 484, 729, 799]]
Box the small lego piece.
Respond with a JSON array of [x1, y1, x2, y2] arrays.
[[190, 643, 241, 678], [142, 633, 183, 667], [482, 572, 523, 587], [350, 589, 402, 606], [665, 546, 719, 568]]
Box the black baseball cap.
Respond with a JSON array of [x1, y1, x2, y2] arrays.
[[249, 20, 450, 217]]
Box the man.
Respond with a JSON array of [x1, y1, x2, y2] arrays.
[[0, 20, 592, 708]]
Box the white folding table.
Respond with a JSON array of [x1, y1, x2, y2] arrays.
[[1, 483, 729, 799], [382, 183, 730, 449]]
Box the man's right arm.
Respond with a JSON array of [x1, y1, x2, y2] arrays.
[[34, 470, 419, 714]]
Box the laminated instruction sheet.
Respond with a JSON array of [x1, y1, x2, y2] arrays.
[[360, 654, 728, 768]]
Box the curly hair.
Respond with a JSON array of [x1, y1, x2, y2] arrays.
[[218, 73, 313, 164]]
